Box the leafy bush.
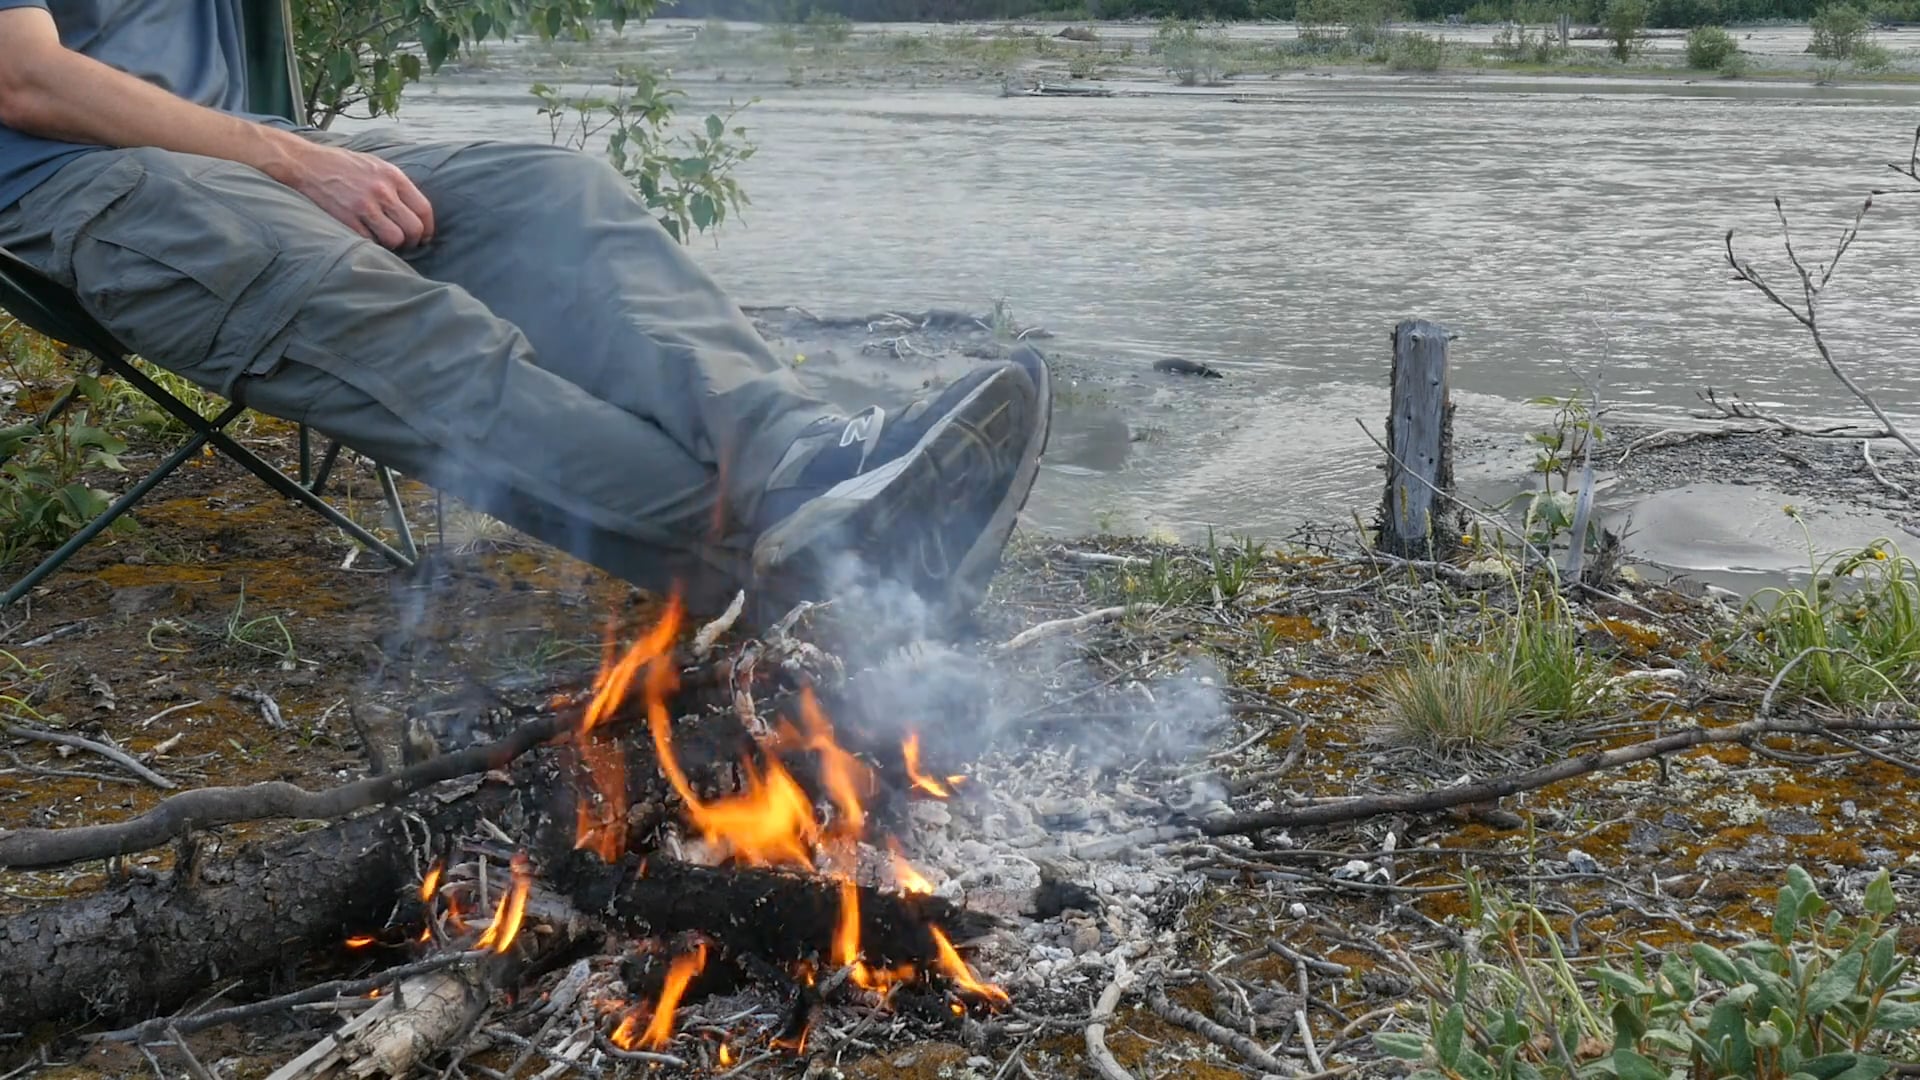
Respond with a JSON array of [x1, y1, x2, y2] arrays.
[[1492, 23, 1568, 63], [533, 70, 757, 245], [1852, 39, 1894, 68], [1508, 592, 1608, 722], [1298, 0, 1399, 44], [1387, 30, 1448, 69], [1603, 0, 1650, 59], [1811, 2, 1871, 57], [1685, 24, 1740, 67], [1381, 866, 1920, 1080], [0, 377, 132, 570], [1152, 18, 1227, 84]]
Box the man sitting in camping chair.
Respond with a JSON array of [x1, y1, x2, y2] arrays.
[[0, 0, 1053, 618]]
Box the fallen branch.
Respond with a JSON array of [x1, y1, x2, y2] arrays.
[[692, 590, 747, 659], [0, 709, 572, 869], [1862, 439, 1912, 500], [1690, 389, 1889, 441], [1085, 959, 1136, 1080], [1201, 714, 1920, 837], [3, 723, 175, 790], [1145, 986, 1296, 1076], [996, 607, 1128, 653]]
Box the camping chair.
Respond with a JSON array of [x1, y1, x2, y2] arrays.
[[0, 0, 416, 608]]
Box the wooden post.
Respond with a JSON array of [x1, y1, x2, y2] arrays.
[[1378, 319, 1455, 560]]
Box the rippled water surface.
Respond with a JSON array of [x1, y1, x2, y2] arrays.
[[368, 74, 1920, 541]]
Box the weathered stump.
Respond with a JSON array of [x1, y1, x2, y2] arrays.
[[1377, 319, 1456, 560]]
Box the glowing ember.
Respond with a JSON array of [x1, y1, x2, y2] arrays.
[[928, 925, 1008, 1007], [474, 853, 533, 954], [887, 837, 935, 896], [901, 732, 955, 798], [719, 1044, 734, 1066], [611, 943, 709, 1051], [344, 935, 376, 948], [418, 861, 443, 904]]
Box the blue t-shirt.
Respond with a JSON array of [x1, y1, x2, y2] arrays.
[[0, 0, 294, 211]]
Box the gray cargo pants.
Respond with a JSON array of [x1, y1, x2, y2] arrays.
[[0, 130, 831, 605]]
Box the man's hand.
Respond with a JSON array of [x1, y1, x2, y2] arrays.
[[0, 6, 433, 251], [274, 142, 435, 250]]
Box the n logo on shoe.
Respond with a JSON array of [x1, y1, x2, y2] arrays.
[[839, 410, 883, 449]]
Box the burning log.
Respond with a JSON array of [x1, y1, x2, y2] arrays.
[[555, 853, 999, 976]]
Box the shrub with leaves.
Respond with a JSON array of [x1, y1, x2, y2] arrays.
[[1811, 3, 1872, 58], [1603, 0, 1650, 60], [0, 376, 132, 570], [533, 71, 757, 244], [1685, 24, 1741, 68], [1387, 31, 1448, 70], [1380, 865, 1920, 1079], [1152, 19, 1227, 85]]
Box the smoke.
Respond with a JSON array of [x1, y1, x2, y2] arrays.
[[802, 547, 1231, 791]]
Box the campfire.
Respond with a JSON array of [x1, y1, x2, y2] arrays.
[[261, 593, 1009, 1076]]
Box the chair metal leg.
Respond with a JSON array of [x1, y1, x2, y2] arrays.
[[2, 406, 235, 607], [112, 359, 415, 571], [308, 440, 344, 496], [376, 466, 418, 562], [298, 425, 312, 486]]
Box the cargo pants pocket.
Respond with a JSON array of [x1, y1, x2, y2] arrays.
[[66, 152, 284, 395]]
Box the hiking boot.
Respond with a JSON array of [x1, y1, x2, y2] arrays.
[[751, 345, 1053, 619]]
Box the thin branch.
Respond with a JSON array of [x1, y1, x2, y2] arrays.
[[95, 951, 491, 1043], [1145, 987, 1297, 1077], [1724, 206, 1920, 460], [996, 607, 1128, 653], [4, 724, 175, 790], [1201, 714, 1920, 838], [0, 709, 576, 869]]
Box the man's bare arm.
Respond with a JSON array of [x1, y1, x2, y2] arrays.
[[0, 6, 432, 248]]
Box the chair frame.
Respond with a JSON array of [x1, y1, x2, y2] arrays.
[[0, 0, 417, 608]]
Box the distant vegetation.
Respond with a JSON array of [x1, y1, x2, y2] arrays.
[[667, 0, 1920, 30]]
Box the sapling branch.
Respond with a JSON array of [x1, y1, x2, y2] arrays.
[[1724, 195, 1920, 461]]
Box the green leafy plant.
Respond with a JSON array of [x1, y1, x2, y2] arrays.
[[292, 0, 655, 129], [0, 377, 132, 570], [533, 71, 757, 245], [1685, 24, 1741, 68], [1741, 520, 1919, 708], [1152, 18, 1227, 84], [1381, 865, 1920, 1079], [1811, 2, 1872, 58], [1387, 30, 1448, 70], [1603, 0, 1650, 60], [1505, 394, 1605, 558], [1507, 589, 1609, 722], [1492, 23, 1569, 63]]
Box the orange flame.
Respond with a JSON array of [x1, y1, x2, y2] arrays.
[[418, 862, 443, 904], [929, 925, 1008, 1007], [902, 732, 954, 798], [345, 934, 377, 948], [474, 853, 532, 954], [573, 599, 684, 860], [796, 688, 872, 840], [833, 879, 861, 970], [833, 879, 915, 996], [719, 1043, 734, 1066], [650, 653, 823, 869], [612, 944, 709, 1051], [887, 838, 935, 896]]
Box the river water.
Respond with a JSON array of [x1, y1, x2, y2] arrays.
[[358, 65, 1920, 560]]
